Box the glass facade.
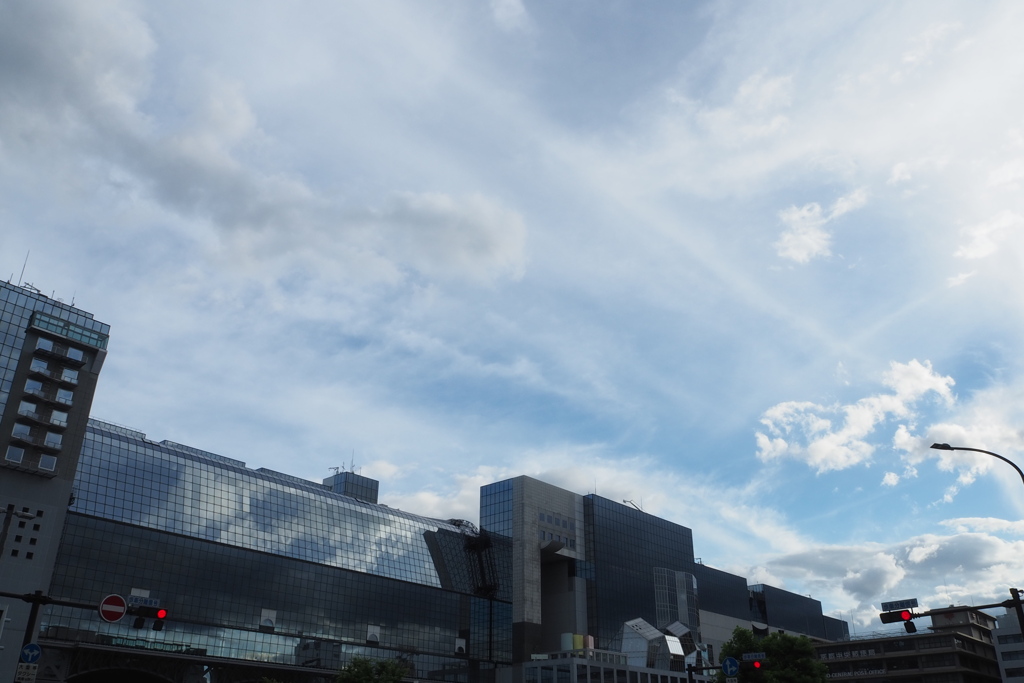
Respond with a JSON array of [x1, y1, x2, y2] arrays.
[[479, 476, 848, 669], [583, 496, 696, 651], [43, 420, 512, 680]]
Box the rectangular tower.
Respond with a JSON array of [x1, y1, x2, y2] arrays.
[[0, 282, 109, 675]]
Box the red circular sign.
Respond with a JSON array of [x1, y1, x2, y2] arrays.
[[98, 594, 127, 623]]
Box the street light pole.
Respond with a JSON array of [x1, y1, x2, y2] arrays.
[[929, 444, 1024, 639]]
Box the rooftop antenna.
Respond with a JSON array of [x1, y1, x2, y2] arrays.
[[329, 467, 340, 475], [71, 290, 76, 306], [18, 250, 29, 286]]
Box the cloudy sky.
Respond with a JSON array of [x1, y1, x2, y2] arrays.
[[4, 0, 1024, 632]]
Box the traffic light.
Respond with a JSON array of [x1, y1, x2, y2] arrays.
[[742, 658, 768, 681], [879, 609, 917, 633], [128, 605, 168, 630]]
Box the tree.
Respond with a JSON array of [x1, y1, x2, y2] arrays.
[[336, 656, 410, 683], [715, 627, 827, 683]]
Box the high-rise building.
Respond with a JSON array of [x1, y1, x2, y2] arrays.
[[479, 476, 849, 676], [0, 281, 109, 676]]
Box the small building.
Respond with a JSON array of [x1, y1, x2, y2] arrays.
[[814, 607, 1000, 683]]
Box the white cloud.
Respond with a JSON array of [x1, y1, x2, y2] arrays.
[[946, 271, 975, 287], [955, 210, 1024, 260], [757, 360, 954, 473], [882, 472, 900, 486], [774, 188, 868, 263], [489, 0, 530, 32]]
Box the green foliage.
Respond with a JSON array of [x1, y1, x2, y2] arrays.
[[715, 627, 827, 683], [336, 656, 410, 683]]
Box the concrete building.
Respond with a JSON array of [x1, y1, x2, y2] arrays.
[[814, 607, 1000, 683], [0, 281, 110, 678]]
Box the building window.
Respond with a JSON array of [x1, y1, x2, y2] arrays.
[[44, 432, 62, 449], [1001, 635, 1024, 645], [66, 347, 84, 362], [36, 338, 54, 352], [38, 455, 57, 472], [18, 400, 37, 417], [30, 358, 48, 373], [5, 446, 25, 463], [56, 388, 73, 405], [12, 423, 31, 438], [50, 410, 68, 427], [61, 368, 78, 383], [25, 378, 43, 394]]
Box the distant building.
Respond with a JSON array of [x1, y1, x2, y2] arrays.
[[994, 609, 1024, 681], [480, 476, 848, 681], [814, 607, 1000, 683], [0, 281, 109, 677]]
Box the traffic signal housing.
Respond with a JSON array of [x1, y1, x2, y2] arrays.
[[880, 609, 918, 633], [128, 605, 168, 630]]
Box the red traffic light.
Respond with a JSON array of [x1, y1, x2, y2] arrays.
[[752, 662, 762, 669], [155, 608, 168, 619], [880, 609, 917, 623]]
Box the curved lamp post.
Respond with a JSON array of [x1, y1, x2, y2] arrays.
[[929, 443, 1024, 488], [930, 442, 1024, 634]]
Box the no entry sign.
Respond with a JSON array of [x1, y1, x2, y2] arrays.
[[97, 594, 127, 623]]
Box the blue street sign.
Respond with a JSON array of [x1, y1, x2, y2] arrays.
[[20, 643, 42, 664], [722, 657, 740, 676]]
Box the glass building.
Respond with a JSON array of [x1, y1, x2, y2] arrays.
[[39, 419, 512, 682], [0, 281, 109, 678], [479, 476, 849, 678]]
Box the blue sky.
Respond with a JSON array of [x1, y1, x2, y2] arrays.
[[4, 0, 1024, 632]]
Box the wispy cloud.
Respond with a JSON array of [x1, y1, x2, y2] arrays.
[[774, 188, 868, 264]]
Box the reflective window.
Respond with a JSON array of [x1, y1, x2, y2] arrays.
[[30, 358, 48, 372], [18, 400, 38, 416], [61, 368, 79, 383], [50, 410, 69, 427], [66, 347, 84, 361], [36, 337, 54, 352], [12, 423, 31, 437], [25, 378, 43, 394], [5, 445, 24, 463], [45, 432, 62, 448], [56, 388, 73, 405], [38, 454, 57, 471]]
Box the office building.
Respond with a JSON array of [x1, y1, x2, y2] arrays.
[[994, 609, 1024, 681], [814, 608, 1000, 683], [35, 419, 512, 683], [0, 281, 109, 677], [479, 476, 848, 679]]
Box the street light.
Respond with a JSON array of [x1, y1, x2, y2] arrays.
[[929, 443, 1024, 488], [929, 443, 1024, 635]]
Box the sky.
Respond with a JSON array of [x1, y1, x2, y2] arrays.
[[3, 0, 1024, 634]]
